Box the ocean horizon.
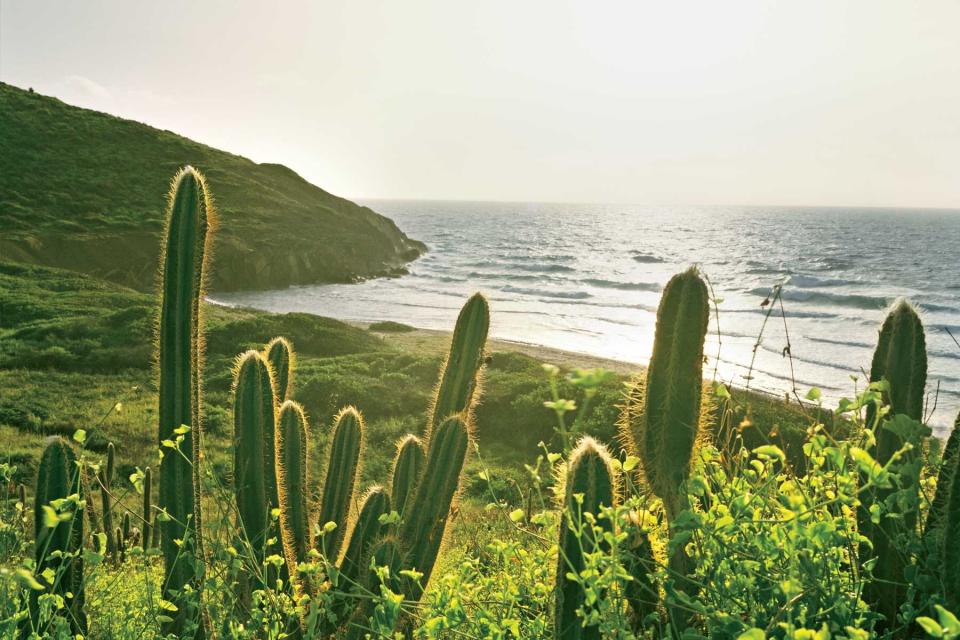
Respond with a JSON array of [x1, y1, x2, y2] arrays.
[[210, 200, 960, 432]]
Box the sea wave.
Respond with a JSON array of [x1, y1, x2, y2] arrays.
[[583, 278, 661, 292], [788, 274, 857, 288], [749, 287, 890, 310], [502, 285, 592, 299], [630, 251, 666, 263]]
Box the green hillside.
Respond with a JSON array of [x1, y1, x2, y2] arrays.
[[0, 82, 425, 292]]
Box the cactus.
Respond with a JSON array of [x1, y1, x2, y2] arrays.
[[276, 400, 312, 591], [621, 267, 709, 520], [555, 437, 616, 640], [100, 442, 115, 556], [28, 437, 86, 635], [316, 406, 363, 560], [425, 293, 489, 439], [859, 301, 927, 625], [944, 411, 960, 610], [156, 166, 214, 637], [399, 414, 470, 601], [265, 337, 295, 403], [389, 435, 425, 518], [625, 530, 658, 633], [122, 511, 131, 545], [142, 466, 152, 550], [233, 350, 276, 583], [339, 486, 391, 589], [929, 412, 960, 536], [345, 535, 405, 640], [116, 526, 125, 564]]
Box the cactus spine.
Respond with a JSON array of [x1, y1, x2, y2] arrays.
[[859, 301, 927, 625], [555, 437, 616, 640], [316, 407, 363, 560], [276, 401, 311, 590], [100, 442, 115, 556], [233, 351, 276, 582], [265, 337, 295, 403], [142, 466, 152, 549], [399, 414, 471, 601], [29, 437, 86, 635], [425, 293, 489, 438], [156, 166, 214, 637], [623, 267, 709, 520], [389, 435, 425, 518]]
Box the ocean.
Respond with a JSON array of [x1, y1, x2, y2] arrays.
[[210, 201, 960, 433]]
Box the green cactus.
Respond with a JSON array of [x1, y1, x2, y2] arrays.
[[389, 435, 425, 518], [625, 530, 659, 633], [142, 466, 152, 550], [425, 293, 489, 439], [345, 535, 405, 640], [116, 526, 125, 564], [276, 400, 311, 591], [122, 512, 131, 545], [859, 301, 927, 625], [29, 437, 86, 635], [316, 406, 363, 560], [265, 336, 295, 403], [927, 411, 960, 535], [156, 166, 214, 637], [622, 267, 709, 520], [233, 350, 276, 581], [555, 437, 616, 640], [339, 486, 391, 589], [944, 411, 960, 611], [100, 442, 115, 556], [399, 414, 470, 601]]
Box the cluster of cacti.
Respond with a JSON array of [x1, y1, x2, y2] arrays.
[[156, 166, 213, 637], [858, 300, 927, 625], [27, 437, 87, 636]]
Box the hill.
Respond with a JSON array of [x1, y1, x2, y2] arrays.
[[0, 82, 425, 292]]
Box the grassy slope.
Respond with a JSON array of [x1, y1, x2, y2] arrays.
[[0, 83, 425, 292]]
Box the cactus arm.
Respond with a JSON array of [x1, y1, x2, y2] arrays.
[[929, 412, 960, 535], [276, 400, 311, 590], [265, 336, 295, 403], [389, 435, 425, 518], [316, 406, 363, 560]]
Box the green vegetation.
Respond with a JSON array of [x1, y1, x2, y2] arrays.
[[368, 321, 417, 333], [0, 82, 424, 292]]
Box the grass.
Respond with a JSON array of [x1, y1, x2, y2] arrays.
[[0, 82, 425, 292]]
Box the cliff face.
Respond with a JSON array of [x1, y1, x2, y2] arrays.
[[0, 83, 425, 292]]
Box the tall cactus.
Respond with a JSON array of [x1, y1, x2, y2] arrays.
[[399, 414, 471, 601], [265, 337, 295, 403], [28, 437, 86, 635], [425, 293, 489, 438], [276, 400, 311, 592], [233, 350, 276, 583], [100, 442, 115, 556], [316, 407, 363, 560], [555, 437, 616, 640], [621, 267, 709, 520], [943, 411, 960, 611], [929, 412, 960, 535], [339, 487, 391, 588], [859, 301, 927, 625], [156, 166, 214, 637], [142, 466, 152, 550], [389, 435, 425, 518]]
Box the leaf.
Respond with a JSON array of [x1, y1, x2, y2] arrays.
[[916, 616, 943, 637], [15, 568, 44, 591], [509, 509, 525, 522], [753, 445, 785, 462], [737, 630, 766, 640], [41, 505, 58, 528], [623, 455, 640, 472], [72, 429, 87, 444], [806, 387, 822, 402]]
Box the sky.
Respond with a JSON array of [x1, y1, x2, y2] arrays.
[[2, 1, 959, 208]]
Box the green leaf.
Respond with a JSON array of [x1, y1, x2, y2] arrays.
[[72, 429, 87, 444], [509, 509, 525, 522], [623, 455, 640, 472], [737, 630, 766, 640], [917, 616, 943, 637], [752, 445, 785, 462], [805, 387, 822, 402], [15, 568, 44, 591], [41, 505, 58, 528]]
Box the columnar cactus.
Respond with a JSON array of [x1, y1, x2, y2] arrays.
[[625, 530, 658, 633], [943, 411, 960, 610], [276, 400, 311, 591], [338, 486, 390, 594], [100, 442, 115, 556], [142, 466, 152, 549], [233, 350, 276, 579], [555, 437, 616, 640], [621, 267, 709, 520], [265, 337, 295, 403], [156, 166, 214, 637], [859, 301, 927, 624], [927, 412, 960, 535], [399, 414, 471, 601], [316, 407, 363, 560], [425, 293, 489, 438], [389, 435, 425, 517], [29, 437, 86, 635]]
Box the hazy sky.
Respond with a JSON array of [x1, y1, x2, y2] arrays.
[[2, 1, 959, 207]]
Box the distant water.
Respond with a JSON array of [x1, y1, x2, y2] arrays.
[[210, 201, 960, 433]]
